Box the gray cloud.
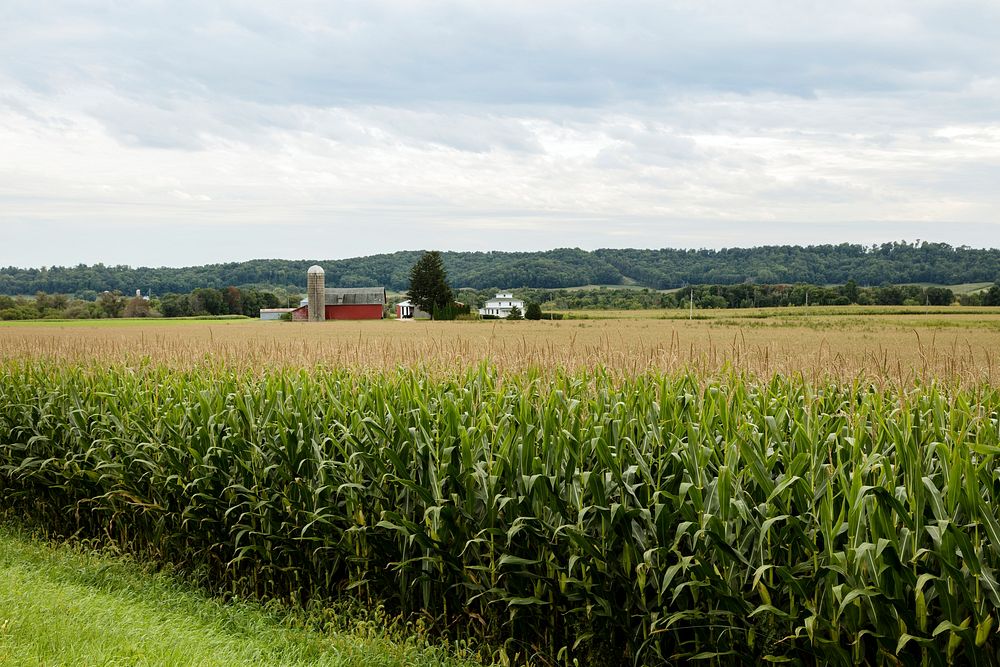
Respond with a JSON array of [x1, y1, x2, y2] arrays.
[[1, 1, 999, 267], [6, 2, 1000, 107]]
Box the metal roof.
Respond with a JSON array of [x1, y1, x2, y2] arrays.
[[324, 287, 386, 305], [484, 296, 524, 304]]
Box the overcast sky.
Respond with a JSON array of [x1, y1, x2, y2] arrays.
[[2, 1, 999, 267]]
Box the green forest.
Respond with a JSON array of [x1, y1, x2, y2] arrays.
[[3, 242, 1000, 296]]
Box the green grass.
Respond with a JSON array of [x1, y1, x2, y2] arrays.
[[0, 316, 250, 328], [0, 526, 484, 667], [902, 282, 994, 294], [552, 304, 1000, 320], [557, 282, 651, 291]]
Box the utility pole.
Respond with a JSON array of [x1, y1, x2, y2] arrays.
[[689, 288, 694, 320]]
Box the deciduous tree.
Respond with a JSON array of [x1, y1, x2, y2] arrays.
[[123, 297, 152, 318], [97, 291, 125, 318], [984, 281, 1000, 307]]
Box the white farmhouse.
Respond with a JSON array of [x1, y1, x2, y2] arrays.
[[478, 292, 525, 318]]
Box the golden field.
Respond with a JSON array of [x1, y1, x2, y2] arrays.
[[1, 306, 999, 383]]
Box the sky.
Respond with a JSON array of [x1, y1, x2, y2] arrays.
[[2, 1, 999, 268]]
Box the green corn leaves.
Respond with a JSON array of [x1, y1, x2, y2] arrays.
[[2, 361, 1000, 664]]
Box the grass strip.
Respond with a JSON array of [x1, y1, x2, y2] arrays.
[[0, 526, 483, 667]]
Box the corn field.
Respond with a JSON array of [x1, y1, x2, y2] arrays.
[[3, 359, 1000, 664]]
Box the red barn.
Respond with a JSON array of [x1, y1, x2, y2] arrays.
[[291, 287, 386, 321]]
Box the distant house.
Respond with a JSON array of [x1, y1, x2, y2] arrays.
[[395, 300, 431, 320], [478, 292, 525, 318], [291, 287, 386, 321], [259, 307, 295, 321]]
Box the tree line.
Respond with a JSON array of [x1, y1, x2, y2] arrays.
[[3, 242, 1000, 295], [0, 287, 296, 321], [3, 281, 999, 322], [458, 281, 1000, 311]]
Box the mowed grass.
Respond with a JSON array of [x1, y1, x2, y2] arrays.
[[902, 282, 994, 294], [0, 526, 483, 667], [0, 316, 252, 328], [558, 305, 1000, 320]]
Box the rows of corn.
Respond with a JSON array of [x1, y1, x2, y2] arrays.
[[2, 360, 1000, 664]]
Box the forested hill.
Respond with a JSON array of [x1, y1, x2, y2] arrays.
[[2, 242, 999, 295]]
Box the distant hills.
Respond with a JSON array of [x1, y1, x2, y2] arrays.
[[2, 242, 999, 296]]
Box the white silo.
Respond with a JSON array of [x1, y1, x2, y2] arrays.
[[307, 265, 326, 322]]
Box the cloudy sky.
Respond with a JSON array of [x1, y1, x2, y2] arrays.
[[2, 1, 999, 267]]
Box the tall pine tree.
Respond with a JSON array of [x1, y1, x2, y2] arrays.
[[407, 251, 453, 319]]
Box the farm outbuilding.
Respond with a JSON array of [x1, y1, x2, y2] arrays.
[[292, 287, 386, 321], [259, 308, 295, 320], [395, 300, 431, 319], [290, 265, 386, 321]]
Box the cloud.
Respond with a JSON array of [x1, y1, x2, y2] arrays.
[[6, 2, 1000, 106], [1, 1, 999, 267]]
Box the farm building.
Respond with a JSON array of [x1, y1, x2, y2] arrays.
[[259, 308, 296, 321], [292, 288, 386, 320], [478, 292, 525, 318], [289, 265, 386, 321], [395, 300, 431, 319]]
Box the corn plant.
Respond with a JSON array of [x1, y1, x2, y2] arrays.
[[2, 360, 1000, 664]]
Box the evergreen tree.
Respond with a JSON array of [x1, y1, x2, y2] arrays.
[[507, 305, 523, 320], [525, 302, 542, 320], [407, 251, 453, 318]]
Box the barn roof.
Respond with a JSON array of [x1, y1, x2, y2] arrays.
[[324, 287, 386, 305]]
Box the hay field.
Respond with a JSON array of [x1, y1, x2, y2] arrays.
[[1, 307, 999, 383]]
